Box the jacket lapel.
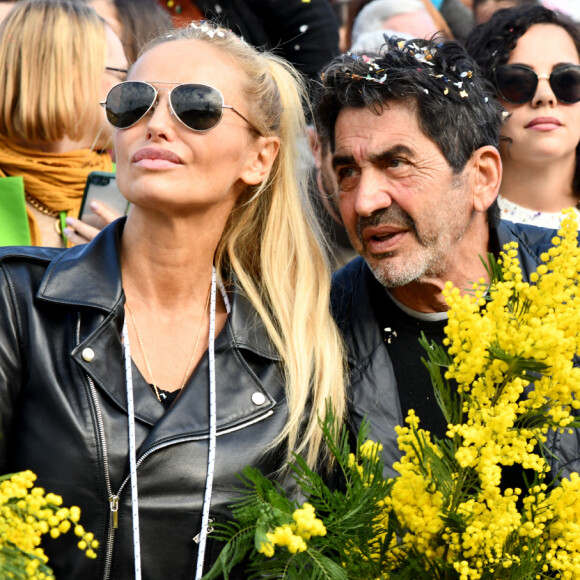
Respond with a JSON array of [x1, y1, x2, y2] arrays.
[[35, 218, 282, 450], [340, 261, 403, 477]]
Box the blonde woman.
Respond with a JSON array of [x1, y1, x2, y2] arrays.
[[0, 0, 127, 246], [0, 21, 346, 579]]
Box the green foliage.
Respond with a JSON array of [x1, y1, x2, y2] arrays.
[[204, 410, 391, 580], [420, 332, 461, 427], [0, 543, 54, 580]]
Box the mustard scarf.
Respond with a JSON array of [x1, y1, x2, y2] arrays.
[[0, 135, 113, 245]]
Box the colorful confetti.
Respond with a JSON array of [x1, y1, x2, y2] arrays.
[[340, 41, 487, 104]]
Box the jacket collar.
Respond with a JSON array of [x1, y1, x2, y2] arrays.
[[38, 217, 125, 312], [491, 219, 556, 280], [37, 217, 279, 359], [332, 257, 384, 368]]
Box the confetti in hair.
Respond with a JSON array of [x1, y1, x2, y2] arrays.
[[340, 41, 484, 102], [345, 53, 388, 84], [185, 21, 241, 43]]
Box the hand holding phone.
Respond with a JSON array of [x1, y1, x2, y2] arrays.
[[66, 172, 129, 245], [78, 172, 129, 230], [65, 201, 123, 245]]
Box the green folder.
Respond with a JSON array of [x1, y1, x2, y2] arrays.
[[0, 176, 32, 246]]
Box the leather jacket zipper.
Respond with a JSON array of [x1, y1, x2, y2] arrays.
[[84, 353, 273, 580], [86, 374, 117, 580], [77, 315, 118, 580], [100, 413, 273, 577]]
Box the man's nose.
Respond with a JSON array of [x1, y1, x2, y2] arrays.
[[353, 171, 393, 217]]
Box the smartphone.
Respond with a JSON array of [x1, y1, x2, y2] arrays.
[[78, 171, 130, 229]]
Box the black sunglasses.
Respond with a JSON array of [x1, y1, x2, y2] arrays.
[[493, 64, 580, 104], [100, 81, 260, 133]]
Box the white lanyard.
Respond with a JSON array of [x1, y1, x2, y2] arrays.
[[195, 267, 218, 579], [122, 267, 220, 580], [122, 315, 141, 576]]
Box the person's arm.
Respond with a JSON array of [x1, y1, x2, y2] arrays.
[[440, 0, 475, 40], [419, 0, 454, 39], [0, 262, 24, 470]]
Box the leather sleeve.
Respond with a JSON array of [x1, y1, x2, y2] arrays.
[[0, 263, 25, 471]]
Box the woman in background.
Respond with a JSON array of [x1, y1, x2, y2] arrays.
[[0, 21, 346, 579], [466, 5, 580, 228], [89, 0, 173, 64], [0, 0, 127, 246]]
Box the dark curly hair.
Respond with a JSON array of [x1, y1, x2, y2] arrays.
[[465, 5, 580, 195], [314, 36, 504, 222]]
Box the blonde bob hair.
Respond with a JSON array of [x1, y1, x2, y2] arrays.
[[138, 23, 347, 470], [0, 0, 106, 144]]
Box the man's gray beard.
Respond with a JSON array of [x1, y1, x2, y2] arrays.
[[355, 205, 442, 288], [366, 250, 442, 288]]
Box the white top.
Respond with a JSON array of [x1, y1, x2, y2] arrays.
[[385, 288, 448, 322], [497, 194, 580, 230]]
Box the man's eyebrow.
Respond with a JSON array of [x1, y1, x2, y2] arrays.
[[332, 145, 414, 170], [369, 145, 414, 164], [331, 154, 354, 170]]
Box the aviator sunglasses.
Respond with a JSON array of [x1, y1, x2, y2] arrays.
[[493, 63, 580, 104], [100, 81, 260, 133]]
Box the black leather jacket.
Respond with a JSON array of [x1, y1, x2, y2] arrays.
[[332, 220, 580, 479], [0, 219, 292, 579]]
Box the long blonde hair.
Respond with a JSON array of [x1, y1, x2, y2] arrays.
[[0, 0, 106, 144], [140, 23, 347, 469]]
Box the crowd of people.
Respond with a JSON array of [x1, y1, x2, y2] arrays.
[[0, 0, 579, 578]]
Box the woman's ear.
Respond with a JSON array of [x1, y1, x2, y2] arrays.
[[240, 136, 280, 185], [469, 145, 502, 213]]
